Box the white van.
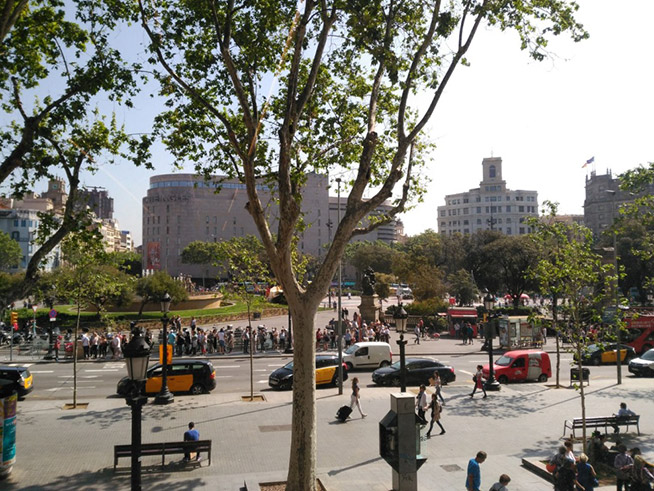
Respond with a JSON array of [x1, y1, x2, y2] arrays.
[[343, 342, 392, 370]]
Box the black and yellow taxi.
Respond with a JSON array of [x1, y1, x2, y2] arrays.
[[0, 365, 34, 398], [268, 354, 348, 390], [578, 343, 637, 366], [117, 359, 216, 396]]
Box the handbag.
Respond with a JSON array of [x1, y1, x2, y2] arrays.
[[545, 463, 556, 473]]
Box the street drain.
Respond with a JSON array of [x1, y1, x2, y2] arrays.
[[441, 464, 463, 472], [62, 403, 89, 410], [241, 394, 266, 402]]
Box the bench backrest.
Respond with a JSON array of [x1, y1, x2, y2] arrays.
[[115, 440, 211, 453]]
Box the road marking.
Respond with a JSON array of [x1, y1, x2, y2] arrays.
[[215, 376, 233, 379], [460, 370, 473, 376], [257, 380, 268, 384], [30, 370, 54, 373], [44, 386, 96, 391], [254, 369, 268, 372], [81, 375, 99, 379], [84, 369, 118, 372], [216, 365, 240, 369]]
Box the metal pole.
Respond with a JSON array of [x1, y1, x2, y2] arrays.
[[607, 189, 622, 385], [129, 387, 144, 491], [398, 334, 407, 392], [154, 314, 174, 404], [336, 177, 344, 394]]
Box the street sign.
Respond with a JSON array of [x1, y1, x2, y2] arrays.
[[32, 305, 38, 313], [49, 309, 57, 321]]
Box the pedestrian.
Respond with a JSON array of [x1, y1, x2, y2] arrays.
[[81, 332, 90, 359], [614, 444, 634, 491], [425, 393, 445, 437], [466, 451, 487, 491], [183, 422, 201, 462], [415, 384, 428, 425], [489, 474, 511, 491], [576, 453, 597, 491], [349, 377, 367, 418], [554, 459, 579, 491], [53, 335, 61, 362], [414, 324, 420, 344], [429, 370, 445, 404], [631, 448, 654, 491], [542, 326, 548, 345], [470, 365, 487, 399]]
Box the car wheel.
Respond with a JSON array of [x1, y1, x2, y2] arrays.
[[332, 373, 341, 387], [281, 380, 293, 390], [379, 360, 390, 368], [498, 375, 509, 384], [538, 374, 548, 383], [391, 376, 401, 387], [190, 383, 205, 395], [592, 357, 601, 366]]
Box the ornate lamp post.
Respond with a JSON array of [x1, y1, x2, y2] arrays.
[[154, 292, 174, 405], [123, 328, 151, 491], [483, 292, 501, 391], [394, 302, 409, 392]]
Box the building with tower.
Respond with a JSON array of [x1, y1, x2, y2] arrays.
[[437, 157, 539, 236]]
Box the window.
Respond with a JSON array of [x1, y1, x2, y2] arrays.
[[506, 206, 511, 212], [489, 165, 496, 178], [506, 227, 512, 235], [477, 219, 482, 224], [519, 227, 525, 234], [477, 207, 481, 213], [11, 231, 19, 240], [440, 210, 445, 216], [519, 206, 524, 212]]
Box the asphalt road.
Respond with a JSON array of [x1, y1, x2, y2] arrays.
[[14, 350, 632, 402]]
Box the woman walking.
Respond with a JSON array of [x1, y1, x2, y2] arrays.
[[430, 371, 445, 404], [425, 393, 445, 437], [576, 453, 597, 491], [470, 365, 487, 399], [349, 377, 367, 418]]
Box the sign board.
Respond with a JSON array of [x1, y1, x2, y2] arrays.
[[48, 309, 57, 321], [159, 345, 173, 365], [31, 305, 37, 313]]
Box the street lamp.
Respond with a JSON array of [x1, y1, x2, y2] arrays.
[[393, 302, 409, 392], [483, 292, 501, 391], [606, 189, 622, 385], [123, 328, 151, 491], [154, 292, 174, 404]]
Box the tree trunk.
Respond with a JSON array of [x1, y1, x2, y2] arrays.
[[577, 349, 587, 449], [552, 295, 560, 387], [285, 301, 318, 491], [73, 301, 80, 408]]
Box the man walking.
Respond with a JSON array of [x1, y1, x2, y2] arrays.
[[466, 451, 487, 491], [416, 384, 428, 425]]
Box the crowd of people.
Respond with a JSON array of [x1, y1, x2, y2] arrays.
[[547, 403, 653, 490]]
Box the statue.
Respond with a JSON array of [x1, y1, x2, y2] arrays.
[[361, 267, 376, 296]]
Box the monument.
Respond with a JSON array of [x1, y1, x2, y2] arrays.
[[359, 267, 380, 323]]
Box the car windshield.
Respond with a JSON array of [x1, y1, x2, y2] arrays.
[[284, 361, 294, 370], [640, 350, 654, 361], [389, 361, 402, 370], [587, 344, 600, 353], [495, 355, 514, 367], [344, 345, 358, 355]]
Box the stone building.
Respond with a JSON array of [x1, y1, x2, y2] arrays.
[[437, 157, 539, 235]]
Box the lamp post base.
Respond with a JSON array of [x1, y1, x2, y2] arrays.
[[484, 378, 502, 391], [154, 387, 174, 405]]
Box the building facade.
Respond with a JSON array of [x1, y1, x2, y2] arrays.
[[78, 187, 114, 219], [142, 173, 399, 279], [437, 157, 539, 236]]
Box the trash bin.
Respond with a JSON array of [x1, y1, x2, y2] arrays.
[[570, 367, 590, 384]]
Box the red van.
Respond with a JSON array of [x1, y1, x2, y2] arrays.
[[482, 350, 551, 384]]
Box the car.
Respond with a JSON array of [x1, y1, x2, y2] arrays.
[[268, 354, 348, 390], [628, 348, 654, 377], [0, 365, 34, 398], [578, 343, 637, 366], [372, 357, 456, 387], [116, 359, 216, 396]]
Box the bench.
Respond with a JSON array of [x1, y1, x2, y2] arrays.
[[563, 416, 640, 438], [114, 440, 212, 470]]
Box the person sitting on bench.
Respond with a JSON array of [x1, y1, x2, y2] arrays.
[[613, 402, 637, 434], [183, 422, 200, 462]]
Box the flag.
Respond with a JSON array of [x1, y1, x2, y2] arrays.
[[582, 156, 594, 168]]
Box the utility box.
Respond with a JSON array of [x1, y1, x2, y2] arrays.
[[379, 393, 427, 491]]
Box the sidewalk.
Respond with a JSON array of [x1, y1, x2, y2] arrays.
[[5, 368, 653, 490]]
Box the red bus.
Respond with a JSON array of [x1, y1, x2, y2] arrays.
[[623, 315, 654, 355]]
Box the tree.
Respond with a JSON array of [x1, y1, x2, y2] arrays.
[[134, 271, 188, 317], [0, 230, 22, 270], [344, 241, 398, 280], [108, 251, 143, 277], [447, 269, 477, 306], [180, 241, 222, 268], [485, 235, 540, 305], [528, 203, 612, 448], [138, 1, 587, 488], [0, 1, 151, 291]]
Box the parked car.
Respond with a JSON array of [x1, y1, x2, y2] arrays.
[[628, 348, 654, 377], [343, 342, 392, 370], [268, 354, 348, 390], [116, 359, 216, 396], [577, 343, 637, 366], [0, 365, 34, 398], [372, 357, 456, 387], [483, 350, 551, 384]]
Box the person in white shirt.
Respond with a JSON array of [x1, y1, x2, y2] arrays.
[[613, 402, 637, 433], [489, 474, 511, 491], [415, 384, 428, 425]]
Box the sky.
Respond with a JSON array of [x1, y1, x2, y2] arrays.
[[9, 0, 654, 247]]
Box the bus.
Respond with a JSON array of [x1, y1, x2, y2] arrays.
[[623, 314, 654, 355]]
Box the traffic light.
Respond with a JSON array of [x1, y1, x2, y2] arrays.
[[11, 311, 18, 330]]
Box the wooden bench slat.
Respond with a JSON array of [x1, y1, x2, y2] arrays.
[[562, 415, 640, 438], [114, 440, 212, 470]]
